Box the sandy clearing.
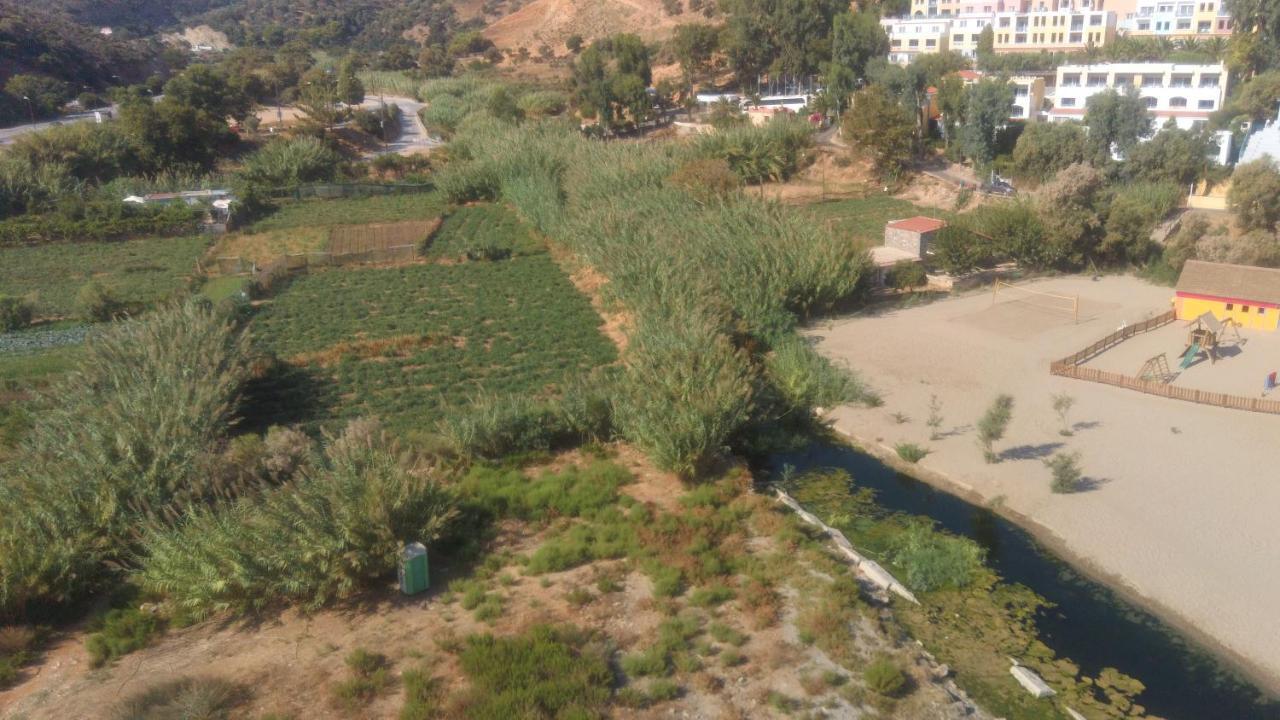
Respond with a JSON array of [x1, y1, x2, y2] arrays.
[[806, 274, 1280, 693]]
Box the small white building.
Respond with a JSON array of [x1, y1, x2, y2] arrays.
[[1047, 62, 1228, 132], [883, 17, 953, 65]]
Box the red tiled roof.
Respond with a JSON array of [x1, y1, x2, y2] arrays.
[[886, 216, 946, 234], [956, 70, 982, 81]]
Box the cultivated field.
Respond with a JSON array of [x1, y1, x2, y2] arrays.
[[213, 226, 330, 267], [0, 236, 208, 316], [248, 192, 446, 232], [251, 254, 617, 431], [426, 203, 542, 260], [799, 195, 944, 246], [808, 274, 1280, 690]]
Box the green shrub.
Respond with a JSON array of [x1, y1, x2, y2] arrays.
[[438, 394, 568, 460], [86, 607, 162, 667], [885, 260, 927, 290], [708, 622, 747, 647], [76, 281, 125, 322], [138, 421, 458, 618], [614, 317, 755, 479], [646, 563, 684, 598], [621, 646, 671, 677], [110, 676, 246, 720], [0, 296, 34, 331], [863, 656, 907, 697], [238, 136, 342, 190], [976, 394, 1014, 463], [333, 648, 393, 710], [459, 460, 631, 522], [887, 523, 984, 592], [457, 625, 613, 719], [895, 442, 930, 464], [1045, 451, 1084, 493], [0, 625, 37, 687], [688, 583, 735, 607], [0, 302, 251, 619], [400, 665, 442, 720]]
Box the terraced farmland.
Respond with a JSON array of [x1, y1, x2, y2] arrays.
[[250, 254, 616, 431]]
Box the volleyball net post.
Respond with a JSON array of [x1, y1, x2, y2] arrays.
[[991, 280, 1079, 324]]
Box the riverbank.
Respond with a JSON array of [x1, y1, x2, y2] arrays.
[[805, 274, 1280, 699], [825, 423, 1280, 703]]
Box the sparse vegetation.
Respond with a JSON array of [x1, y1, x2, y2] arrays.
[[1046, 451, 1085, 494], [976, 394, 1014, 463], [863, 656, 908, 697], [332, 648, 394, 711], [1052, 393, 1076, 436], [895, 442, 929, 463], [86, 607, 162, 668], [456, 625, 613, 719], [110, 676, 247, 720]]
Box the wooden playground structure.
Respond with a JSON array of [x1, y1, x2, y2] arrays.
[[1134, 312, 1243, 383], [1177, 312, 1242, 369]]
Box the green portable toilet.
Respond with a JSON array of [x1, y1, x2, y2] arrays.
[[399, 542, 429, 595]]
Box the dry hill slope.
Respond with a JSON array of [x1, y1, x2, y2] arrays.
[[483, 0, 715, 50]]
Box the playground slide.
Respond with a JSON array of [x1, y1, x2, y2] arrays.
[[1180, 342, 1201, 370]]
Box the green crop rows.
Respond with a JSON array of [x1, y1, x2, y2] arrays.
[[250, 192, 446, 232], [251, 255, 616, 431], [800, 195, 944, 246], [0, 236, 209, 317], [427, 203, 542, 260]]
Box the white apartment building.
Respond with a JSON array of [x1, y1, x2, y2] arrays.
[[948, 15, 996, 57], [1118, 0, 1233, 36], [883, 18, 953, 65], [1047, 62, 1228, 131], [991, 7, 1117, 51]]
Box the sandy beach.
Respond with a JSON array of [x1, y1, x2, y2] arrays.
[[806, 275, 1280, 693]]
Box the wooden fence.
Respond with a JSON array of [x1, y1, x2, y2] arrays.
[[1050, 309, 1280, 415]]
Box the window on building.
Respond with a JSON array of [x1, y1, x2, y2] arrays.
[[1090, 13, 1103, 24], [1226, 303, 1233, 310], [1063, 74, 1081, 86], [1198, 99, 1215, 109], [1158, 3, 1173, 11], [1141, 75, 1162, 87], [1177, 18, 1191, 28], [1060, 97, 1077, 107], [1143, 96, 1157, 108], [1137, 19, 1151, 28], [1177, 3, 1193, 15], [1171, 75, 1192, 87], [926, 38, 937, 46], [1200, 75, 1219, 87], [1115, 74, 1132, 84], [1198, 20, 1211, 31], [1170, 97, 1187, 107], [909, 39, 919, 46], [1243, 306, 1250, 313], [1000, 16, 1011, 26], [1087, 74, 1106, 86], [1259, 307, 1266, 315], [954, 33, 964, 42], [973, 33, 982, 40]]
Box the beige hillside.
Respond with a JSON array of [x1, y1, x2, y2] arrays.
[[483, 0, 717, 50]]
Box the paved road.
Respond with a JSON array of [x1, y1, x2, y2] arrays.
[[0, 106, 119, 146], [360, 95, 442, 157]]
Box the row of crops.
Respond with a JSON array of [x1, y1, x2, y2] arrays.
[[0, 236, 209, 317], [426, 203, 542, 260], [250, 253, 616, 431]]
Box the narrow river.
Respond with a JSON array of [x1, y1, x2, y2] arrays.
[[772, 441, 1280, 720]]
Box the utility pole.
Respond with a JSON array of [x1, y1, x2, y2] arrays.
[[21, 96, 34, 124]]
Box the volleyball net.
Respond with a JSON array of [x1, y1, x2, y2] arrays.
[[991, 280, 1079, 324]]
